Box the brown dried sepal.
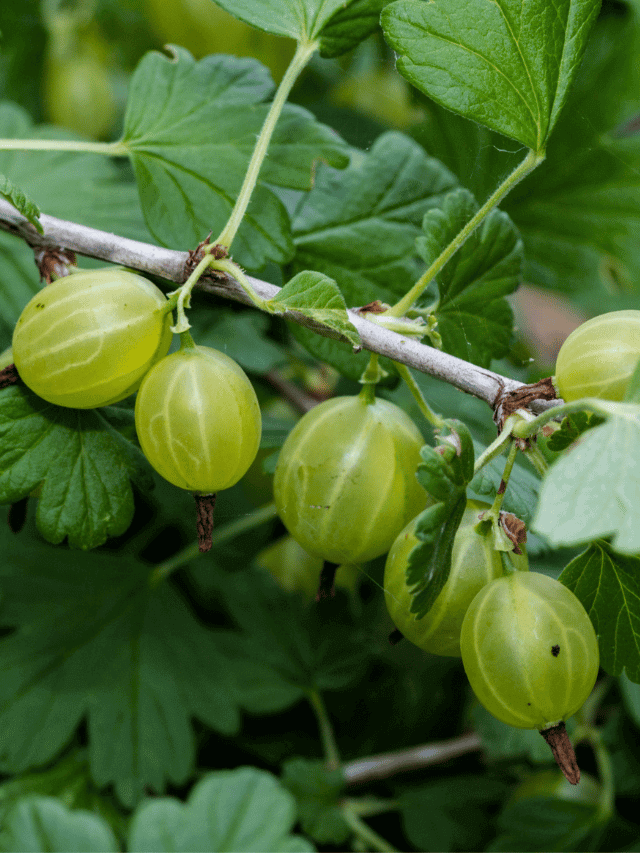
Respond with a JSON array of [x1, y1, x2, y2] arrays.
[[194, 493, 216, 553], [34, 247, 77, 283], [0, 364, 20, 390], [499, 512, 527, 555], [494, 376, 558, 433], [316, 562, 338, 602], [357, 300, 388, 314], [540, 721, 580, 785]]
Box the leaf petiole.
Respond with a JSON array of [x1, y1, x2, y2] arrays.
[[394, 361, 444, 429], [209, 258, 269, 311], [385, 148, 545, 318], [214, 39, 318, 253]]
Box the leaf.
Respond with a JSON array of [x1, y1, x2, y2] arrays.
[[492, 798, 601, 852], [417, 188, 523, 366], [406, 419, 475, 618], [213, 569, 369, 706], [0, 797, 118, 853], [382, 0, 601, 151], [281, 758, 349, 845], [559, 542, 640, 682], [290, 131, 458, 379], [471, 703, 558, 764], [121, 48, 348, 267], [0, 543, 240, 807], [546, 412, 606, 452], [319, 0, 393, 58], [399, 776, 508, 853], [211, 0, 353, 42], [189, 308, 288, 374], [0, 101, 153, 339], [127, 767, 315, 852], [0, 172, 42, 232], [0, 385, 153, 549], [533, 402, 640, 554], [267, 271, 360, 346]]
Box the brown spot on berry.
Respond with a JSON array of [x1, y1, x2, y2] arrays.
[[551, 644, 560, 657]]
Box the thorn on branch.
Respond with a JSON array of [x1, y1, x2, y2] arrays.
[[184, 235, 228, 282]]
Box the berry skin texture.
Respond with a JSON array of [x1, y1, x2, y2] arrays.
[[384, 501, 504, 657], [460, 572, 599, 730], [12, 269, 172, 409], [134, 345, 262, 493], [273, 395, 426, 565], [554, 309, 640, 402]]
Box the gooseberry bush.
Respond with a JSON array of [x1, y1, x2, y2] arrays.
[[2, 0, 640, 850]]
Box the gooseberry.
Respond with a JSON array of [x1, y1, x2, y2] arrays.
[[273, 393, 426, 565], [12, 269, 172, 409], [460, 571, 599, 730], [134, 343, 261, 493], [554, 310, 640, 402], [384, 500, 504, 656]]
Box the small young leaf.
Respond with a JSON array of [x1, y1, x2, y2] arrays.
[[281, 758, 349, 845], [128, 768, 314, 852], [291, 131, 458, 378], [0, 173, 42, 232], [0, 385, 153, 550], [382, 0, 601, 150], [267, 271, 360, 346], [534, 403, 640, 554], [0, 797, 118, 853], [122, 49, 348, 267], [545, 412, 605, 452], [560, 542, 640, 682], [407, 419, 475, 617], [417, 188, 524, 367]]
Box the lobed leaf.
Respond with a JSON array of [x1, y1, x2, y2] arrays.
[[211, 0, 358, 43], [290, 131, 458, 378], [122, 48, 348, 267], [382, 0, 601, 151], [0, 543, 240, 807], [0, 797, 118, 853], [417, 188, 524, 367], [559, 542, 640, 682], [534, 402, 640, 555], [0, 385, 153, 550], [545, 412, 605, 452], [128, 768, 314, 852], [319, 0, 393, 58], [267, 271, 360, 346]]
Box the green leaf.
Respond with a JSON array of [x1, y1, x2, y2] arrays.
[[0, 101, 153, 340], [559, 542, 640, 682], [213, 569, 369, 705], [0, 385, 153, 549], [267, 271, 360, 346], [399, 776, 507, 853], [127, 767, 315, 852], [382, 0, 601, 151], [319, 0, 393, 58], [417, 188, 523, 367], [407, 419, 475, 618], [211, 0, 353, 42], [0, 544, 240, 806], [122, 48, 348, 267], [189, 308, 287, 374], [0, 797, 118, 853], [533, 402, 640, 554], [491, 798, 601, 852], [290, 131, 458, 379], [0, 172, 42, 232], [546, 412, 606, 452], [281, 758, 349, 845]]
